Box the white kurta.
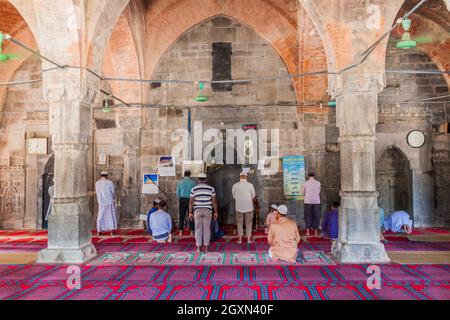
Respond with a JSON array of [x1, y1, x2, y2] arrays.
[[95, 178, 118, 232]]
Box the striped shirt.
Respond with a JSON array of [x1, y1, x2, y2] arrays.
[[190, 183, 216, 211]]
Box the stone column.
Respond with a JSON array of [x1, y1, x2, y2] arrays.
[[121, 125, 141, 228], [332, 73, 390, 264], [38, 70, 97, 264]]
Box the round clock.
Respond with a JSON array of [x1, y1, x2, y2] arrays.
[[406, 130, 426, 148]]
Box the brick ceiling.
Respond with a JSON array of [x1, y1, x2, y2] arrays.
[[0, 0, 26, 36]]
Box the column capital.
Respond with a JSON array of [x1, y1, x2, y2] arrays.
[[333, 72, 385, 98]]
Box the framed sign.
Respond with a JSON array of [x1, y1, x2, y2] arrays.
[[258, 156, 279, 176], [158, 156, 176, 177], [282, 156, 306, 200], [142, 173, 159, 194], [27, 138, 47, 155], [407, 130, 426, 148], [182, 160, 205, 177], [98, 154, 108, 165]]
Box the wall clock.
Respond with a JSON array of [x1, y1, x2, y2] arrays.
[[406, 130, 426, 148]]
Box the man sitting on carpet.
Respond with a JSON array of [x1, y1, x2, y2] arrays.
[[149, 200, 173, 243], [146, 199, 161, 235], [383, 210, 413, 235], [321, 201, 339, 240], [265, 204, 279, 234], [268, 205, 301, 263]]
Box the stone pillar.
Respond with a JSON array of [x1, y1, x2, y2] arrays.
[[332, 73, 390, 264], [120, 125, 141, 228], [38, 70, 97, 264]]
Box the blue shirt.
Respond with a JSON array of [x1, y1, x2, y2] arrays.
[[321, 209, 339, 239], [177, 178, 196, 199], [147, 207, 158, 235], [384, 211, 413, 233], [149, 210, 172, 239]]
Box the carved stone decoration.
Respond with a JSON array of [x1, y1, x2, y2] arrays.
[[0, 165, 26, 229]]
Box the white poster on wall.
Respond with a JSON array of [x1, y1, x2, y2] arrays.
[[157, 155, 176, 177], [142, 173, 159, 194]]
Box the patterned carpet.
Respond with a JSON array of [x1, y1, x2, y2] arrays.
[[0, 264, 449, 300], [88, 251, 335, 266], [0, 228, 449, 300]]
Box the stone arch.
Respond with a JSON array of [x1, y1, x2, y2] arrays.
[[390, 2, 450, 87], [102, 9, 143, 104], [376, 146, 412, 215], [148, 15, 297, 106], [143, 0, 301, 100]]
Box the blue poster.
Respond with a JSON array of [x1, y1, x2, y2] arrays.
[[282, 156, 306, 200]]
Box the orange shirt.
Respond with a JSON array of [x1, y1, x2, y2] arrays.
[[268, 217, 300, 263]]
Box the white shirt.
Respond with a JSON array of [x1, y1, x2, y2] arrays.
[[232, 180, 256, 213], [95, 178, 115, 207], [302, 177, 321, 204]]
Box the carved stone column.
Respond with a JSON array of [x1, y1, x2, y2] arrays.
[[332, 73, 390, 264], [121, 128, 141, 228], [38, 70, 97, 264]]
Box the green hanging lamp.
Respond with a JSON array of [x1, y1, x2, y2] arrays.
[[0, 32, 19, 63], [195, 82, 208, 102], [397, 19, 417, 50], [102, 95, 113, 113]]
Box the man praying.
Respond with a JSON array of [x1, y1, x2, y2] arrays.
[[321, 202, 339, 240], [149, 200, 173, 243], [268, 205, 301, 263], [302, 172, 322, 237], [383, 210, 413, 235], [232, 171, 256, 244], [95, 171, 118, 236]]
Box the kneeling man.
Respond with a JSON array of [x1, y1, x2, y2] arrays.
[[149, 200, 173, 243], [268, 205, 301, 263]]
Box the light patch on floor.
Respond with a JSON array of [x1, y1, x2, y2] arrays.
[[0, 253, 37, 265], [388, 251, 450, 265], [407, 235, 450, 243]]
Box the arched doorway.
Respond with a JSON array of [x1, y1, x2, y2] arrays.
[[42, 155, 54, 229], [376, 147, 413, 216], [205, 140, 261, 226]]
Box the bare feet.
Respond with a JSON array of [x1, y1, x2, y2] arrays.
[[236, 237, 243, 245], [306, 229, 310, 237], [196, 247, 201, 253], [247, 237, 254, 244], [190, 231, 194, 236], [204, 246, 208, 253], [179, 231, 183, 237]]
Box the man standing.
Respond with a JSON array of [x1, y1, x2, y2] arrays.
[[321, 202, 339, 240], [232, 171, 256, 244], [95, 171, 118, 236], [177, 170, 196, 236], [302, 172, 322, 237], [189, 173, 218, 253], [268, 205, 301, 263]]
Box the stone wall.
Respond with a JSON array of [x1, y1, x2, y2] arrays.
[[377, 40, 450, 226], [0, 55, 50, 229]]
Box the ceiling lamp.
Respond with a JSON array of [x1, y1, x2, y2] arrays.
[[102, 94, 113, 113], [195, 82, 208, 102], [396, 19, 417, 50], [0, 32, 19, 63]]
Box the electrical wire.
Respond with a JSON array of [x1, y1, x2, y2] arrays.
[[0, 0, 444, 108]]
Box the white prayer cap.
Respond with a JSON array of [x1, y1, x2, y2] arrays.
[[240, 171, 248, 177], [101, 171, 108, 176], [277, 205, 288, 215], [154, 199, 161, 204], [198, 173, 207, 179], [271, 204, 278, 210]]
